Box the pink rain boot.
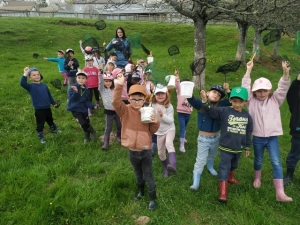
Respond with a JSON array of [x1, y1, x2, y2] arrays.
[[253, 170, 261, 188], [273, 179, 293, 202]]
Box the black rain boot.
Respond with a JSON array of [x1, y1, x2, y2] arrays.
[[50, 123, 61, 133], [134, 183, 145, 201], [84, 131, 90, 144], [284, 168, 295, 185], [37, 132, 46, 144], [148, 189, 157, 210], [86, 126, 96, 141], [101, 135, 110, 150]]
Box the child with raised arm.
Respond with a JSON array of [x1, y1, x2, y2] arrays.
[[99, 72, 121, 150], [187, 83, 231, 190], [20, 67, 61, 144], [112, 74, 160, 210], [152, 85, 177, 178], [284, 73, 300, 185], [44, 50, 68, 86], [83, 55, 101, 115], [67, 71, 97, 144], [242, 60, 292, 202], [201, 86, 253, 203], [174, 69, 193, 152]]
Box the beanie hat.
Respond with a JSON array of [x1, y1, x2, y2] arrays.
[[252, 77, 272, 92], [28, 67, 43, 80], [230, 86, 248, 101], [128, 84, 147, 96], [111, 68, 123, 78]]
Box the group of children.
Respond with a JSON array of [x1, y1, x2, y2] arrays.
[[20, 48, 300, 209]]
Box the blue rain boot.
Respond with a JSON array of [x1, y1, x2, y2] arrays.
[[207, 160, 218, 176], [190, 172, 201, 191]]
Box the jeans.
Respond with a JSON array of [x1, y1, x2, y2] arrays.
[[253, 136, 283, 179], [218, 150, 241, 181], [193, 133, 220, 174], [129, 150, 156, 191], [178, 113, 191, 138], [286, 136, 300, 169]]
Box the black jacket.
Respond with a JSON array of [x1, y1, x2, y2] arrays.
[[287, 78, 300, 137]]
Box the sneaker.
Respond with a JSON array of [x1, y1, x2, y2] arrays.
[[148, 200, 156, 210], [51, 129, 62, 134], [39, 137, 46, 144]]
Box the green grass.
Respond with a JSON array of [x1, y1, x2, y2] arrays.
[[1, 17, 300, 224]]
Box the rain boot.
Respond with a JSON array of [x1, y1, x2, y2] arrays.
[[167, 152, 177, 174], [102, 135, 110, 150], [116, 129, 121, 142], [148, 189, 157, 210], [151, 142, 157, 157], [207, 160, 218, 176], [37, 132, 46, 144], [228, 170, 241, 184], [84, 131, 90, 144], [161, 159, 169, 178], [50, 123, 61, 133], [253, 170, 262, 188], [190, 172, 201, 191], [179, 138, 186, 153], [86, 126, 96, 141], [273, 179, 293, 202], [134, 183, 145, 201], [218, 181, 228, 203], [284, 168, 295, 185]]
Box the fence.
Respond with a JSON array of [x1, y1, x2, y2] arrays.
[[0, 10, 235, 25]]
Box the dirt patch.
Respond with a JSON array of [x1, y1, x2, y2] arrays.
[[49, 20, 94, 27]]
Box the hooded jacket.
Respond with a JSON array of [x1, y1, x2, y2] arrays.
[[287, 78, 300, 137]]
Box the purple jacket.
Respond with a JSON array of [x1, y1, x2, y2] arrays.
[[242, 75, 290, 137]]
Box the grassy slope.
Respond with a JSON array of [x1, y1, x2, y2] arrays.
[[0, 17, 300, 224]]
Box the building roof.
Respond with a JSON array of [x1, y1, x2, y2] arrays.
[[39, 5, 59, 12], [0, 5, 36, 11], [6, 1, 36, 6]]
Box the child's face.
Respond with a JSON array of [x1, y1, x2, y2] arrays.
[[76, 75, 87, 85], [106, 63, 115, 72], [253, 89, 270, 101], [86, 59, 94, 67], [229, 98, 246, 112], [129, 94, 145, 109], [104, 79, 112, 88], [207, 90, 221, 103], [58, 52, 64, 58], [155, 92, 167, 104], [68, 52, 74, 58], [110, 56, 117, 61], [29, 71, 41, 83]]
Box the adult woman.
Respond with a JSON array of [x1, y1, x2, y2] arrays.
[[103, 27, 132, 68]]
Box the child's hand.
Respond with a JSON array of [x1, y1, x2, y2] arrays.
[[94, 105, 98, 109], [71, 86, 78, 93], [112, 41, 118, 45], [116, 73, 125, 85], [246, 61, 254, 71], [245, 150, 250, 157], [149, 51, 153, 57], [150, 114, 158, 123], [282, 60, 290, 75], [174, 68, 179, 76], [24, 66, 30, 76], [54, 103, 60, 108], [157, 108, 163, 117], [223, 83, 230, 93], [44, 57, 48, 61], [103, 41, 106, 47], [200, 90, 207, 102], [79, 40, 82, 44]]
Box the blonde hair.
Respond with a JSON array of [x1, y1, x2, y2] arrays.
[[152, 91, 171, 108]]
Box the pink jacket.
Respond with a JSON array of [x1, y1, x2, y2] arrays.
[[242, 75, 290, 137], [175, 79, 193, 114]]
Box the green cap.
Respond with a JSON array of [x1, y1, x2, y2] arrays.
[[230, 86, 248, 101]]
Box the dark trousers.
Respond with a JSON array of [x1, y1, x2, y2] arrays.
[[218, 150, 241, 181], [35, 108, 54, 132], [104, 113, 121, 136], [71, 111, 91, 131], [129, 150, 156, 191], [88, 87, 100, 102], [286, 136, 300, 168]]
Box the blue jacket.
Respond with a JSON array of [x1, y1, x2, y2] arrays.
[[47, 57, 67, 73], [20, 76, 56, 109], [187, 95, 231, 132], [67, 83, 94, 113], [105, 38, 131, 68], [64, 58, 79, 77]]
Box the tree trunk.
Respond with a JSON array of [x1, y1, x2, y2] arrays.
[[271, 40, 280, 60], [192, 18, 207, 90], [252, 28, 263, 62], [235, 22, 249, 62]]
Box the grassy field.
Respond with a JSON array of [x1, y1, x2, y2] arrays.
[[1, 17, 300, 225]]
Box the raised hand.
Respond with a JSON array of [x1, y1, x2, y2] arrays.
[[200, 90, 207, 102], [157, 108, 163, 117], [24, 66, 30, 76], [223, 83, 230, 93], [71, 86, 78, 93]]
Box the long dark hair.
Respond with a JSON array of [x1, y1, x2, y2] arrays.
[[115, 27, 127, 39]]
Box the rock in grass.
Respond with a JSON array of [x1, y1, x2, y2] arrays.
[[134, 216, 150, 225]]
